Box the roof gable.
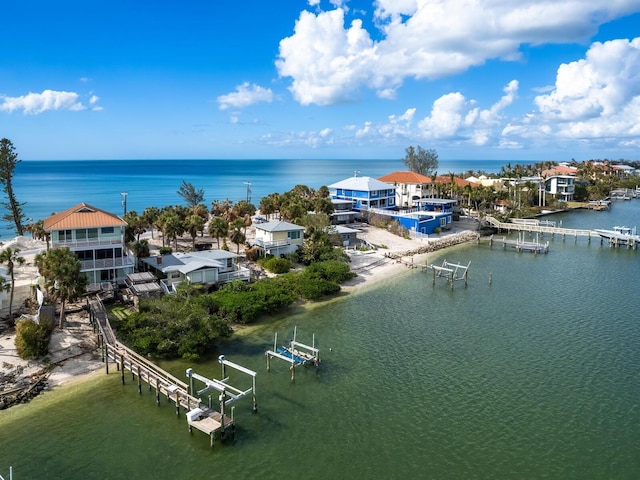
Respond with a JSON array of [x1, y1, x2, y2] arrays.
[[328, 176, 395, 192], [43, 203, 126, 230], [378, 171, 432, 184], [256, 220, 305, 233]]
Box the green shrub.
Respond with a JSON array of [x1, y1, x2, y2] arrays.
[[304, 260, 356, 283], [263, 256, 291, 274], [15, 319, 54, 359], [159, 246, 172, 255]]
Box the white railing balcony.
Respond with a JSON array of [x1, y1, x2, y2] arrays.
[[218, 266, 251, 283], [80, 256, 135, 271], [254, 238, 291, 249], [52, 238, 124, 249]]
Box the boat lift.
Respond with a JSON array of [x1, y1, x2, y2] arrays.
[[186, 354, 257, 415], [265, 326, 320, 382], [427, 259, 471, 289]]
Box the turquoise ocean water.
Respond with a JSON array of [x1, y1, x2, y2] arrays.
[[1, 160, 639, 479]]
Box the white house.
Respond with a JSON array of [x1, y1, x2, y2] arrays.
[[140, 250, 250, 293], [377, 171, 433, 208], [253, 220, 305, 257], [43, 202, 134, 286], [544, 175, 575, 202]]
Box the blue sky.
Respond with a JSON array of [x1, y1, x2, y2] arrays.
[[2, 0, 640, 162]]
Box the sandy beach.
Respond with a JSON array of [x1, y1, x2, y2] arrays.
[[0, 221, 479, 408]]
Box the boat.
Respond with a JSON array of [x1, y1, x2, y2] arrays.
[[593, 226, 640, 244]]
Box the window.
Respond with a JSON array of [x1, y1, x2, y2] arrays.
[[440, 217, 447, 227], [88, 228, 98, 239], [288, 230, 301, 240], [58, 230, 72, 241], [76, 229, 87, 240], [101, 227, 114, 234]]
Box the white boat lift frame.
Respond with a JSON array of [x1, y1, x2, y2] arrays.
[[265, 327, 320, 382], [427, 259, 471, 289], [186, 354, 257, 416]]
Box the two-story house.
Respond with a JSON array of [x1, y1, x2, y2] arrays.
[[328, 175, 396, 213], [43, 203, 134, 286], [377, 171, 433, 208], [254, 220, 305, 257]]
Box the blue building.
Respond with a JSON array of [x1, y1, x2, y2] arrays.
[[328, 175, 396, 211]]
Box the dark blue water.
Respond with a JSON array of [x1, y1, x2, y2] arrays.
[[7, 158, 530, 238]]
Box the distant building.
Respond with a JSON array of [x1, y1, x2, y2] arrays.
[[43, 202, 134, 286]]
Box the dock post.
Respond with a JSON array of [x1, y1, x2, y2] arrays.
[[120, 355, 125, 384], [489, 272, 492, 286], [104, 343, 109, 374], [432, 268, 435, 286], [137, 365, 142, 394], [175, 391, 180, 416], [186, 368, 194, 396], [252, 375, 258, 412], [266, 353, 271, 372], [290, 364, 295, 383], [464, 270, 468, 287], [155, 378, 160, 406]]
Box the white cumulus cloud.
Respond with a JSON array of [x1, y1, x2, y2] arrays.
[[277, 1, 640, 106], [217, 82, 274, 110], [0, 90, 87, 115]]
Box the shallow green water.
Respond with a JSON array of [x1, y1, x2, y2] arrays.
[[2, 202, 640, 479]]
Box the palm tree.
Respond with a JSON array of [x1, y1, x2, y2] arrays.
[[208, 216, 228, 248], [0, 247, 25, 325], [229, 218, 246, 254], [184, 214, 205, 251], [141, 206, 160, 239], [34, 247, 87, 328]]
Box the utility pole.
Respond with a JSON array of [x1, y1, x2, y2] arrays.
[[121, 191, 128, 217]]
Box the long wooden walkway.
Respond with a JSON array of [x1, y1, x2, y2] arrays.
[[484, 215, 595, 241], [88, 296, 235, 447]]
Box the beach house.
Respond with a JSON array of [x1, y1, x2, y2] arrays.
[[140, 250, 250, 293], [328, 175, 396, 215], [253, 220, 305, 257], [43, 203, 134, 286], [377, 171, 434, 208]]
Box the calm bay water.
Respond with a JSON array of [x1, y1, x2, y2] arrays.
[[1, 162, 639, 479], [7, 158, 528, 239]]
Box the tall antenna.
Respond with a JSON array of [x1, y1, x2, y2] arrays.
[[243, 182, 252, 203]]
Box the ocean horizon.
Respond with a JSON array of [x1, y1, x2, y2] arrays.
[[6, 158, 534, 239]]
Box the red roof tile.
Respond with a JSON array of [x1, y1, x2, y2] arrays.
[[378, 171, 433, 184], [43, 203, 126, 230]]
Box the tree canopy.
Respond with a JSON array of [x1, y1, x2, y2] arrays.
[[402, 145, 439, 177], [0, 138, 26, 235], [177, 180, 205, 208]]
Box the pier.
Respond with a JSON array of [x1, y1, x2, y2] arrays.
[[479, 232, 549, 254], [88, 296, 251, 447], [484, 215, 595, 242]]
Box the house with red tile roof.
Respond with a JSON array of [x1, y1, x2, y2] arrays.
[[377, 171, 434, 208], [43, 203, 134, 286]]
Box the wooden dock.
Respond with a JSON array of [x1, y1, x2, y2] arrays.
[[484, 215, 595, 242], [88, 296, 244, 447], [479, 233, 549, 254]]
